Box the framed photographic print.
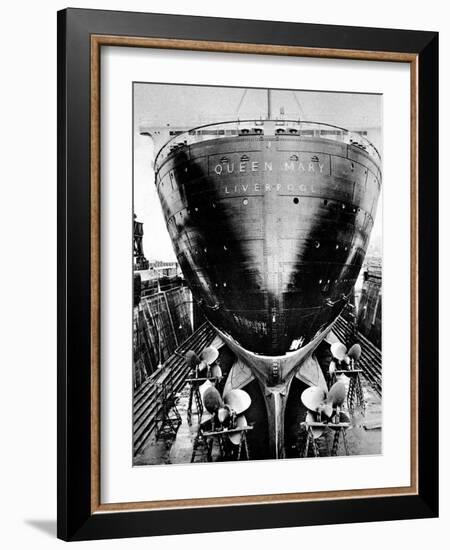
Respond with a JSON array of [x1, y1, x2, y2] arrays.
[[57, 8, 438, 541]]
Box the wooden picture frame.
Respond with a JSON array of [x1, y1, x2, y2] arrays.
[[57, 8, 438, 541]]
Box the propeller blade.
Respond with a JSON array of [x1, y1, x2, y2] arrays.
[[197, 360, 207, 372], [330, 342, 347, 361], [223, 388, 252, 415], [328, 360, 337, 375], [327, 381, 346, 408], [199, 379, 212, 398], [185, 350, 201, 368], [321, 403, 333, 418], [301, 386, 327, 412], [228, 414, 248, 445], [347, 343, 362, 361], [217, 406, 230, 424], [210, 364, 222, 379], [200, 346, 219, 365], [203, 385, 223, 414]]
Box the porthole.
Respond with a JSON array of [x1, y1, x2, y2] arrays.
[[243, 198, 248, 206], [293, 197, 299, 204], [314, 241, 320, 248]]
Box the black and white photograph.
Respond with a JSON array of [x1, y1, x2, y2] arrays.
[[132, 83, 383, 465]]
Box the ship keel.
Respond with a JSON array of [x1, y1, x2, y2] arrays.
[[260, 381, 292, 459], [213, 321, 333, 458]]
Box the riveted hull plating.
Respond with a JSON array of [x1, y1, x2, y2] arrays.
[[155, 135, 381, 357]]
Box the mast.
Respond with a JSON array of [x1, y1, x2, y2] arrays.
[[267, 89, 272, 119]]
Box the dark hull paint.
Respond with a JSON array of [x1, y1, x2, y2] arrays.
[[155, 135, 381, 356]]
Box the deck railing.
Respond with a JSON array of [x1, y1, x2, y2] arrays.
[[153, 119, 381, 169]]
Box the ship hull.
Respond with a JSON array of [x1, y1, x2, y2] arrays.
[[156, 135, 381, 356]]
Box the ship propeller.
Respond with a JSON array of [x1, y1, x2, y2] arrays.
[[228, 414, 248, 445], [185, 350, 201, 368], [202, 385, 223, 415], [210, 364, 223, 380], [321, 381, 347, 419], [217, 406, 230, 424], [301, 386, 327, 413], [328, 359, 337, 376], [330, 342, 347, 361], [200, 346, 219, 365], [223, 388, 252, 415], [185, 350, 204, 382], [222, 389, 252, 445], [301, 381, 347, 421], [347, 343, 362, 361], [198, 346, 219, 373], [327, 381, 346, 407]]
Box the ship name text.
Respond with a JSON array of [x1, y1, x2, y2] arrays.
[[213, 160, 325, 176]]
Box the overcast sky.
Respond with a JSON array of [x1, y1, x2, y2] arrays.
[[133, 83, 382, 262]]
